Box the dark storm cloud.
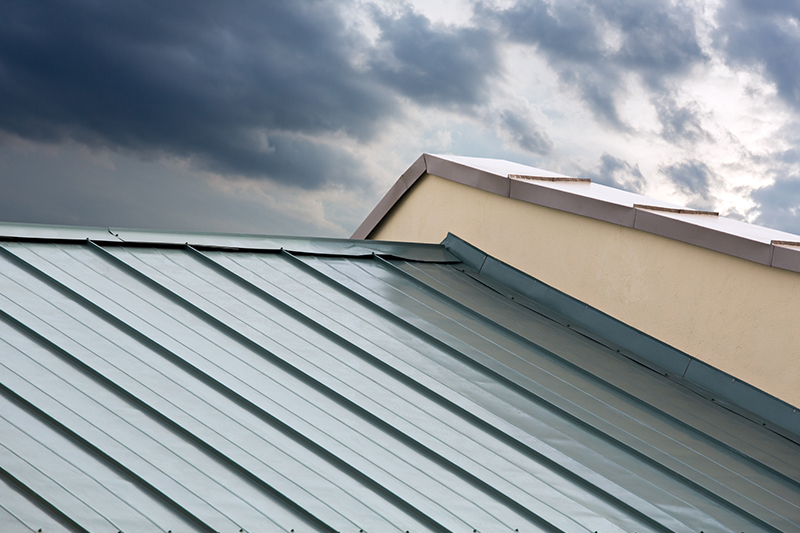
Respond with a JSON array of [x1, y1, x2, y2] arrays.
[[0, 0, 383, 187], [481, 0, 706, 133], [715, 0, 800, 112], [498, 109, 553, 155], [583, 153, 646, 193], [661, 159, 714, 198], [369, 7, 499, 107], [0, 0, 500, 188], [752, 177, 800, 234]]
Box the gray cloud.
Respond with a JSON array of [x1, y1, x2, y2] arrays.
[[559, 69, 626, 130], [752, 177, 800, 234], [730, 122, 800, 233], [498, 109, 553, 155], [654, 97, 711, 144], [661, 159, 714, 199], [369, 7, 499, 107], [583, 153, 646, 193], [0, 0, 389, 188], [0, 0, 503, 189], [599, 2, 706, 84], [715, 0, 800, 113], [747, 126, 800, 234], [5, 0, 799, 239], [482, 0, 706, 132]]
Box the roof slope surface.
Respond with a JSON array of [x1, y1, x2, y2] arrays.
[[0, 227, 799, 533]]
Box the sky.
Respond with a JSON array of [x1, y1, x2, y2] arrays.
[[2, 0, 800, 237]]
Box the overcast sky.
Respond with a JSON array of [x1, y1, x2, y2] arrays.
[[2, 0, 800, 237]]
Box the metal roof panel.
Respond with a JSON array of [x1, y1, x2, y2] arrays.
[[0, 230, 798, 533]]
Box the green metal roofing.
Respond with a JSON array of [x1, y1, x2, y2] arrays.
[[0, 223, 798, 533]]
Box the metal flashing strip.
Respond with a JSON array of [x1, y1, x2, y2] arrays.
[[509, 174, 591, 183], [441, 232, 800, 440], [353, 154, 800, 273], [351, 155, 427, 239], [632, 209, 776, 265], [425, 153, 510, 197], [509, 178, 637, 226], [0, 221, 457, 263], [634, 204, 719, 216]]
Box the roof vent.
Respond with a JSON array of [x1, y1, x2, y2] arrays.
[[509, 174, 590, 183], [633, 204, 719, 216]]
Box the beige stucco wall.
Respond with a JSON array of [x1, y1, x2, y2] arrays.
[[370, 173, 800, 407]]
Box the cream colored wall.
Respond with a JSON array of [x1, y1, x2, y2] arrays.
[[370, 173, 800, 407]]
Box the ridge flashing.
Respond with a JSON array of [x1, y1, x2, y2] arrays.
[[0, 220, 458, 263]]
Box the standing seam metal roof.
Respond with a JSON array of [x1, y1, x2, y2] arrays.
[[0, 224, 798, 533]]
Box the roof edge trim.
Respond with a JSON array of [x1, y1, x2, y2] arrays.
[[0, 221, 459, 263], [442, 232, 800, 442], [351, 154, 427, 239], [352, 154, 800, 273]]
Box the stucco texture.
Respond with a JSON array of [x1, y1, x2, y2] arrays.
[[370, 173, 800, 408]]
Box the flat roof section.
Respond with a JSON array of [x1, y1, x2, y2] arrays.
[[353, 153, 800, 272]]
